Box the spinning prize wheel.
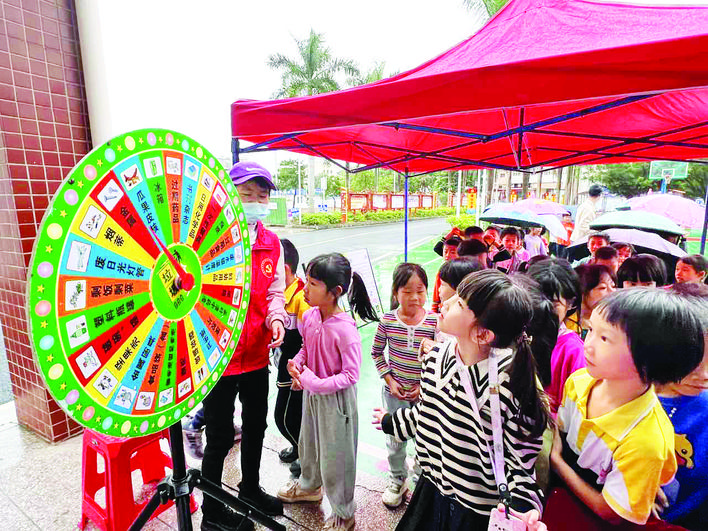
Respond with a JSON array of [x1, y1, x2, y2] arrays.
[[27, 128, 251, 438]]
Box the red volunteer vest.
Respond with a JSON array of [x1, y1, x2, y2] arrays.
[[225, 221, 281, 376]]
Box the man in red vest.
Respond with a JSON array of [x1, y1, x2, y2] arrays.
[[201, 161, 286, 531]]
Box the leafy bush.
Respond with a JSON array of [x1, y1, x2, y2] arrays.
[[297, 207, 454, 226], [300, 213, 342, 225], [413, 206, 454, 218], [446, 214, 478, 229]]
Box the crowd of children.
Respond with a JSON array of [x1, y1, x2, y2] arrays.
[[193, 160, 707, 531]]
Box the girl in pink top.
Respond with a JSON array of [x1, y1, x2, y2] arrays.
[[278, 253, 378, 531], [526, 258, 586, 412]]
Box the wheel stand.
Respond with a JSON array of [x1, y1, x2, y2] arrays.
[[129, 423, 286, 531]]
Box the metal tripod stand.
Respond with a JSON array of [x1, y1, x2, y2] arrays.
[[129, 423, 286, 531]]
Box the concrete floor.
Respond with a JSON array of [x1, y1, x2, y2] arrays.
[[0, 399, 411, 531]]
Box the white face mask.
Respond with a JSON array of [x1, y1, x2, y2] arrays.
[[241, 202, 270, 224]]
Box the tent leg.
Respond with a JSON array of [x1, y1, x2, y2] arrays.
[[404, 170, 409, 261], [232, 138, 240, 164], [701, 184, 708, 255]]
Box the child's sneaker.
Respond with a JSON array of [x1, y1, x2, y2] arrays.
[[381, 479, 408, 508], [323, 514, 355, 530], [277, 479, 323, 503]]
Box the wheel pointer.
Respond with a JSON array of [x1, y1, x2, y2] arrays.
[[148, 226, 195, 291]]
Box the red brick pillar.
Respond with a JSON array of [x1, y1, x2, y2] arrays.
[[0, 0, 91, 441]]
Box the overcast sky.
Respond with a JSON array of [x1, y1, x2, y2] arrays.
[[83, 0, 485, 170], [82, 0, 707, 173]]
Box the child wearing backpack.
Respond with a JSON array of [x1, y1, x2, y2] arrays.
[[273, 239, 309, 477]]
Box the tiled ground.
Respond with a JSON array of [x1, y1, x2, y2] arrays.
[[0, 240, 444, 530], [0, 379, 406, 531]]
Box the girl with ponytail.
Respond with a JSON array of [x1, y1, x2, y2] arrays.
[[373, 269, 549, 530], [278, 253, 377, 531]]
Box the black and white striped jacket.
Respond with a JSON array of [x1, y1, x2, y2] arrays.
[[387, 339, 543, 515]]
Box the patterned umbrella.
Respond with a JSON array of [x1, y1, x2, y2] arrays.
[[621, 194, 706, 229], [513, 198, 570, 216]]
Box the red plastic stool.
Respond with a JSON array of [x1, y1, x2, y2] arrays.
[[79, 428, 198, 531]]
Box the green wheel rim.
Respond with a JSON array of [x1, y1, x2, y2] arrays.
[[26, 128, 251, 437]]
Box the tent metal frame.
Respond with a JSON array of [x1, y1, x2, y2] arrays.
[[236, 93, 708, 177], [233, 91, 708, 259]]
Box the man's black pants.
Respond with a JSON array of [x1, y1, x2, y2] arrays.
[[200, 366, 269, 516]]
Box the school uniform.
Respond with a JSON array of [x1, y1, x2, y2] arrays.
[[557, 369, 677, 525], [659, 392, 708, 529]]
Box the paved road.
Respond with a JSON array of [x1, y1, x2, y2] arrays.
[[271, 218, 449, 269]]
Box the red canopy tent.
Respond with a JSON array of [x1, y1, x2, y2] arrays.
[[231, 0, 708, 254]]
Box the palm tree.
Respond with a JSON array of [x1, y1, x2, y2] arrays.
[[462, 0, 509, 18], [346, 61, 387, 87], [267, 29, 360, 98], [268, 29, 359, 212]]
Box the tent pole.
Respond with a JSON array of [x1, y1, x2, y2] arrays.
[[404, 169, 409, 261], [298, 159, 302, 225], [701, 183, 708, 255], [456, 170, 462, 217], [232, 138, 240, 164]]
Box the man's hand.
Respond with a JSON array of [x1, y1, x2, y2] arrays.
[[268, 320, 285, 349]]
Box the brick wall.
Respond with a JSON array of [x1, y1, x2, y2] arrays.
[[0, 0, 91, 441]]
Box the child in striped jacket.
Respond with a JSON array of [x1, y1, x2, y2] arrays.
[[373, 270, 551, 530], [371, 263, 437, 508]]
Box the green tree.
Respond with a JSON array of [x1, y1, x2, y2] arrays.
[[267, 29, 360, 98], [462, 0, 509, 18], [325, 173, 344, 198], [587, 163, 653, 198], [675, 164, 708, 201], [275, 159, 306, 191], [586, 162, 708, 199], [346, 61, 387, 87]]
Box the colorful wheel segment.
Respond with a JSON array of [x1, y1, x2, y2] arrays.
[[27, 128, 251, 437]]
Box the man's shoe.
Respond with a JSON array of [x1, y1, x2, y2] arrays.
[[184, 425, 204, 460], [278, 446, 298, 463], [381, 478, 408, 508], [200, 505, 255, 531], [277, 479, 323, 503], [238, 483, 284, 516], [289, 459, 301, 478]]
